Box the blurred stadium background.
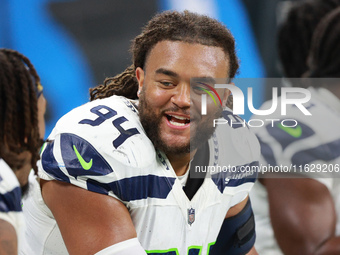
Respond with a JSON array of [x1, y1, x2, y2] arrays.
[[0, 0, 299, 137]]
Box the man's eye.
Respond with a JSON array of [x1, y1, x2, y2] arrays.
[[192, 86, 204, 93], [192, 85, 210, 94], [160, 81, 173, 87]]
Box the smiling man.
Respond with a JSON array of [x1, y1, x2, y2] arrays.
[[20, 11, 260, 255], [136, 41, 230, 176]]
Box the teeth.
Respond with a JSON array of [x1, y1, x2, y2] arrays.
[[169, 120, 186, 126], [168, 114, 190, 121]]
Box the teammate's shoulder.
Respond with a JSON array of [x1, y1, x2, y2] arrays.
[[257, 87, 339, 121], [0, 159, 20, 192], [254, 87, 340, 145], [0, 159, 21, 213]]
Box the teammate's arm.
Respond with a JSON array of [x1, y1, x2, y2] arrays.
[[212, 196, 258, 255], [41, 179, 146, 255], [0, 219, 17, 255], [263, 178, 340, 255], [226, 197, 258, 255]]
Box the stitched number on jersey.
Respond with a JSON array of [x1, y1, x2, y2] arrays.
[[79, 105, 140, 148], [79, 105, 117, 126], [112, 117, 139, 148]]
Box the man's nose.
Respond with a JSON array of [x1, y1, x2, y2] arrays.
[[171, 83, 191, 108]]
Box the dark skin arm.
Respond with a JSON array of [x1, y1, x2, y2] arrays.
[[40, 180, 138, 255], [42, 180, 258, 255], [0, 219, 17, 255], [262, 178, 340, 255]]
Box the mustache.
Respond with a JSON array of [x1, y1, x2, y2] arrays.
[[162, 107, 196, 118]]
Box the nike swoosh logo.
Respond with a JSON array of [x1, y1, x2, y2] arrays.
[[73, 145, 93, 170], [277, 124, 302, 138]]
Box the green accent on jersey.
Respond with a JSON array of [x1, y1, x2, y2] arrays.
[[206, 241, 216, 255], [73, 145, 93, 170], [187, 245, 202, 255], [40, 141, 47, 156], [277, 123, 302, 138], [145, 248, 179, 254]]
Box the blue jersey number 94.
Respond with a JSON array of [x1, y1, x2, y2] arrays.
[[79, 105, 140, 148]]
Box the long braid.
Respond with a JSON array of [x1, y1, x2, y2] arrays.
[[89, 11, 239, 109], [0, 53, 22, 157], [90, 65, 137, 101], [13, 49, 43, 173], [0, 49, 42, 174], [278, 0, 340, 82], [307, 7, 340, 79], [9, 51, 40, 165], [0, 53, 17, 153], [9, 53, 31, 143]]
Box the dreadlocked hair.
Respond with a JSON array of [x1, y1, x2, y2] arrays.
[[0, 49, 43, 174], [278, 0, 340, 82], [90, 10, 239, 109], [307, 7, 340, 80], [90, 64, 137, 101]]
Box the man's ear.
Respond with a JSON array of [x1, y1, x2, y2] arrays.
[[135, 67, 145, 98], [222, 82, 234, 106]]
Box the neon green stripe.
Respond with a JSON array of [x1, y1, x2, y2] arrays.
[[198, 87, 217, 106], [188, 245, 202, 255], [206, 241, 216, 255], [40, 141, 47, 156], [146, 248, 179, 254]]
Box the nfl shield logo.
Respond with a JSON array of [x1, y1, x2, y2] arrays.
[[188, 208, 195, 225]]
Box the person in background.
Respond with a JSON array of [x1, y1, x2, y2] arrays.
[[0, 49, 46, 254], [278, 0, 340, 86], [250, 1, 340, 254]]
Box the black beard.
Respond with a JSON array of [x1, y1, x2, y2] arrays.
[[138, 95, 222, 155], [139, 96, 190, 154], [190, 114, 219, 151]]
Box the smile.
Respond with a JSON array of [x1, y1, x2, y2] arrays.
[[165, 114, 190, 127]]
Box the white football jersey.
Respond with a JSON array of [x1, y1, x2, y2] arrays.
[[21, 95, 260, 255], [0, 159, 25, 248], [250, 87, 340, 255]]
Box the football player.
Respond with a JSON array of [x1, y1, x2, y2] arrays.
[[250, 1, 340, 254], [0, 49, 46, 254], [21, 11, 260, 255]]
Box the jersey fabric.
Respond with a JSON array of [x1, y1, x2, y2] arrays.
[[21, 95, 260, 255], [0, 158, 25, 248], [250, 87, 340, 255]]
